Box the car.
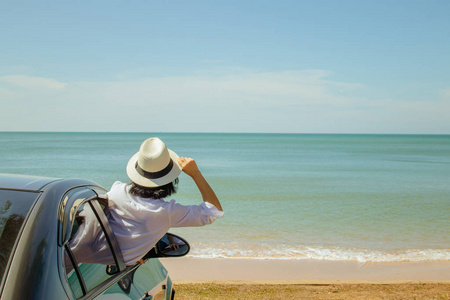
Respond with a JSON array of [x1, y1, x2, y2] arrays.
[[0, 173, 189, 299]]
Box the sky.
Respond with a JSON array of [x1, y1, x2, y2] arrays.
[[0, 0, 449, 133]]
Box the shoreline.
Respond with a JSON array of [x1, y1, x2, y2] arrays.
[[162, 257, 450, 282]]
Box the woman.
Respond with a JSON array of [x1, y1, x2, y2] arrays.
[[106, 137, 224, 265]]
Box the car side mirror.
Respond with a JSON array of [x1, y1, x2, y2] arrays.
[[156, 233, 190, 257], [143, 233, 190, 260]]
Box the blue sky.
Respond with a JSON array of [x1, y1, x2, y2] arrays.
[[1, 0, 449, 133]]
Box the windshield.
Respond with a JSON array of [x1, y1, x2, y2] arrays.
[[0, 190, 39, 284]]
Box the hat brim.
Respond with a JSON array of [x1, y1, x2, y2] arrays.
[[126, 149, 181, 188]]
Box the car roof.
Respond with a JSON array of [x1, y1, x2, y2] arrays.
[[0, 173, 61, 192]]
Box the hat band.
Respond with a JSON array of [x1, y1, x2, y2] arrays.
[[135, 159, 174, 180]]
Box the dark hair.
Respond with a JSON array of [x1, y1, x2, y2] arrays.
[[129, 178, 179, 199]]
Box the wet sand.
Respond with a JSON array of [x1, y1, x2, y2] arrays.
[[163, 258, 450, 299]]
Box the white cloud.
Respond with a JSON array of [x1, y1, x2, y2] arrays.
[[0, 70, 449, 133], [0, 75, 66, 90], [76, 69, 362, 108]]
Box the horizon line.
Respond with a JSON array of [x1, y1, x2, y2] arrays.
[[1, 130, 449, 136]]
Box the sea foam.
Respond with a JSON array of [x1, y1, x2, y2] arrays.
[[187, 242, 450, 262]]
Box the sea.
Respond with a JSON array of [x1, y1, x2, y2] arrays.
[[1, 132, 449, 263]]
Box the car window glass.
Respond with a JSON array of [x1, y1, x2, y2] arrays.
[[65, 201, 117, 296], [0, 190, 39, 283], [65, 254, 83, 299]]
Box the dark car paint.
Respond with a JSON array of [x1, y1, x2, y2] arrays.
[[0, 174, 62, 191], [1, 175, 102, 299], [0, 174, 176, 300]]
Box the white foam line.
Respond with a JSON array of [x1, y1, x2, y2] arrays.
[[186, 243, 450, 262]]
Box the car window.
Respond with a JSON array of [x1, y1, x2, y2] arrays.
[[64, 200, 118, 298], [0, 190, 39, 284]]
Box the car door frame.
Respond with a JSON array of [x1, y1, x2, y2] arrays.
[[58, 186, 146, 299]]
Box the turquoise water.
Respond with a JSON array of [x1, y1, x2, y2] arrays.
[[1, 132, 449, 262]]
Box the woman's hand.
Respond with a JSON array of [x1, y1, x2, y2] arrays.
[[177, 157, 200, 178], [177, 156, 223, 211]]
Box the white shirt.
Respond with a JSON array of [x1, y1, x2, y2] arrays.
[[68, 181, 223, 266], [107, 181, 224, 265]]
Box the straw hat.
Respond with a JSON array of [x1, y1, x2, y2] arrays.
[[126, 138, 181, 187]]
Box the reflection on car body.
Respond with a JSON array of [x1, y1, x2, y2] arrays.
[[0, 174, 188, 299]]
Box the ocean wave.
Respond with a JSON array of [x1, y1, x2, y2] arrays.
[[186, 242, 450, 262]]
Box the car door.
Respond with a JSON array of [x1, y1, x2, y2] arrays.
[[132, 259, 173, 300], [58, 186, 148, 299]]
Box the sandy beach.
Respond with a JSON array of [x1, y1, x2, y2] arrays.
[[163, 258, 450, 299]]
